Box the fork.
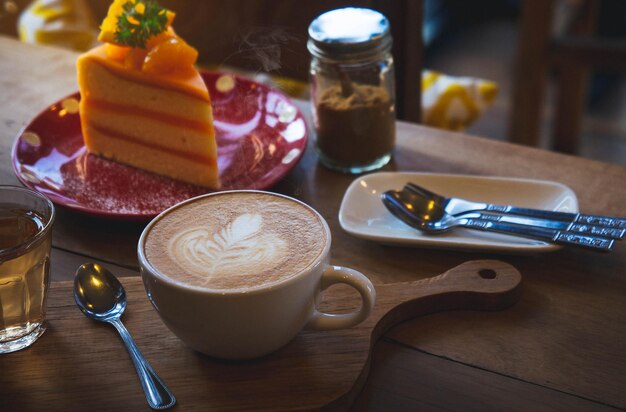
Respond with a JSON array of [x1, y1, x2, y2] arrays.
[[404, 182, 626, 238]]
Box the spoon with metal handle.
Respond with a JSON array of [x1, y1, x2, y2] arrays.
[[457, 211, 625, 239], [401, 185, 624, 240], [74, 263, 176, 410], [387, 187, 622, 242], [382, 190, 614, 252], [405, 182, 626, 231]]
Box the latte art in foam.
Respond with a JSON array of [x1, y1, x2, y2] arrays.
[[170, 213, 287, 285], [143, 191, 328, 291]]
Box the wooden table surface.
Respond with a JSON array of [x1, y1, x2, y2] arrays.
[[1, 35, 626, 411]]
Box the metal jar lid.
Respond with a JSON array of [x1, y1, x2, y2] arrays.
[[307, 7, 392, 61]]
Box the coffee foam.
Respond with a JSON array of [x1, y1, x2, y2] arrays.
[[144, 192, 327, 291]]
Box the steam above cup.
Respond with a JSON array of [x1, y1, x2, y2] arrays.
[[138, 190, 375, 359]]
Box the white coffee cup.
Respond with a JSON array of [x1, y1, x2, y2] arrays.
[[138, 190, 375, 359]]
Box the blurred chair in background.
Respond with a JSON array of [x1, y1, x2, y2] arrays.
[[510, 0, 626, 153]]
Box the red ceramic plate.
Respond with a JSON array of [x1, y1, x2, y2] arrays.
[[12, 72, 308, 220]]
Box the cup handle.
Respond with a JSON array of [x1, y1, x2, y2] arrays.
[[306, 265, 376, 330]]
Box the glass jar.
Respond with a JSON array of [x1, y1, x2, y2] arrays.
[[308, 7, 396, 174]]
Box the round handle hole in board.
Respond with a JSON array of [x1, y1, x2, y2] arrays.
[[478, 269, 497, 279]]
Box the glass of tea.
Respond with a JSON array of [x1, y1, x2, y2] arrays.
[[0, 186, 55, 354]]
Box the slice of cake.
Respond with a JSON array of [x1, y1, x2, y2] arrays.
[[77, 0, 219, 188]]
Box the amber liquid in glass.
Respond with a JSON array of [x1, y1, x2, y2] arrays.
[[0, 208, 50, 346]]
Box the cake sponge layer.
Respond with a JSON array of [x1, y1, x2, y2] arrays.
[[82, 101, 216, 157], [85, 123, 220, 188]]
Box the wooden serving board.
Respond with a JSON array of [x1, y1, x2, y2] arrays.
[[0, 260, 521, 411]]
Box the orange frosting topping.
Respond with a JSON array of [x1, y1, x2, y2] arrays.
[[82, 45, 210, 102], [99, 1, 197, 77], [104, 30, 198, 77]]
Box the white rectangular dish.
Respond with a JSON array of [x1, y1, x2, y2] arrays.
[[338, 172, 579, 253]]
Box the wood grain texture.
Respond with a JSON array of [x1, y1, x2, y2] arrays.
[[385, 260, 626, 408], [351, 340, 618, 412], [0, 260, 521, 411], [50, 248, 138, 282], [2, 35, 626, 410]]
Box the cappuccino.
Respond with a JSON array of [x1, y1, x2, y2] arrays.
[[143, 191, 327, 291]]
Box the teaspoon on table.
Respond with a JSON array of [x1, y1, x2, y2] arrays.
[[73, 263, 176, 410], [381, 189, 615, 252]]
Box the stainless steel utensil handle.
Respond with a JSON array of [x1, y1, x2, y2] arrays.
[[484, 205, 626, 229], [403, 182, 626, 229], [474, 213, 626, 240], [462, 218, 614, 252], [109, 318, 176, 410]]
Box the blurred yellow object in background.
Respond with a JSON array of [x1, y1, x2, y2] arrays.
[[422, 70, 498, 131], [18, 0, 97, 51]]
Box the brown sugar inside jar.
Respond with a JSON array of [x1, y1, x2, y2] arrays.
[[308, 7, 396, 174]]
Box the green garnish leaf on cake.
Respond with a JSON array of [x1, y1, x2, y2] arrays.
[[98, 0, 175, 48], [115, 0, 168, 48]]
